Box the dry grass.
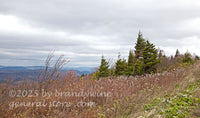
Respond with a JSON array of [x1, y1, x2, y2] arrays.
[[0, 62, 200, 118]]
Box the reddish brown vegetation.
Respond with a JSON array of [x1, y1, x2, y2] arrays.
[[0, 62, 194, 118]]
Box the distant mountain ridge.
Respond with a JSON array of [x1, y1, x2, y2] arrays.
[[0, 66, 95, 83], [0, 66, 94, 72], [0, 66, 42, 70]]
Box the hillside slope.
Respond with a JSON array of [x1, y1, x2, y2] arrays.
[[128, 62, 200, 118], [0, 62, 199, 118]]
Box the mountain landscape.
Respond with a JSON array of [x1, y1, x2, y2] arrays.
[[0, 32, 200, 118], [1, 0, 200, 117], [0, 66, 94, 83]]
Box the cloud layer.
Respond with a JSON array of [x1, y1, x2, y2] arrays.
[[0, 0, 200, 67]]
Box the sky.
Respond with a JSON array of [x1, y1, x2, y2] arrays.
[[0, 0, 200, 67]]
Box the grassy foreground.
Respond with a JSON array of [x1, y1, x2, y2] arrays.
[[0, 62, 200, 118]]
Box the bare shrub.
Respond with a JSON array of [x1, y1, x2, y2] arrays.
[[37, 51, 69, 91]]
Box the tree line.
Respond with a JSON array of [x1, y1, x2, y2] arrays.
[[93, 32, 199, 80]]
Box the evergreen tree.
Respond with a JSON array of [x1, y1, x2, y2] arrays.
[[175, 49, 180, 58], [142, 40, 160, 74], [158, 49, 164, 59], [195, 55, 200, 61], [126, 50, 135, 76], [134, 31, 146, 60], [128, 50, 135, 66], [182, 52, 193, 64], [134, 59, 144, 75], [98, 55, 110, 78], [115, 53, 127, 76]]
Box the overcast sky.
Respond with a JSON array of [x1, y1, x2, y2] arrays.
[[0, 0, 200, 67]]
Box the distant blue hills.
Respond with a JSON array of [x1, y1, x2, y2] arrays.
[[0, 66, 42, 70], [0, 66, 95, 74], [0, 66, 95, 83]]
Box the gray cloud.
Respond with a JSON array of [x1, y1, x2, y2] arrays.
[[0, 0, 200, 67]]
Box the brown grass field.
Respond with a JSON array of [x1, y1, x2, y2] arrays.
[[0, 62, 200, 118]]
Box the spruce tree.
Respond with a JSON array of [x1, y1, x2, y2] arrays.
[[195, 55, 200, 61], [134, 59, 144, 75], [126, 50, 135, 76], [98, 55, 110, 77], [115, 53, 127, 76], [158, 49, 164, 59], [128, 50, 135, 66], [142, 40, 160, 74], [182, 52, 193, 64], [134, 31, 146, 60], [175, 49, 180, 58]]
